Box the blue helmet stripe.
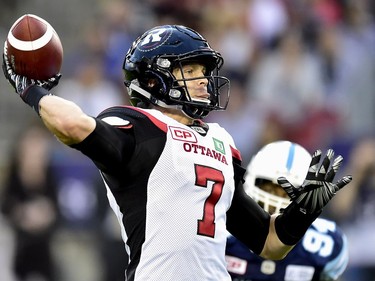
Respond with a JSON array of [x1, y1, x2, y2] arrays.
[[286, 143, 296, 172]]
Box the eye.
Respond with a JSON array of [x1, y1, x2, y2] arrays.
[[183, 67, 194, 74]]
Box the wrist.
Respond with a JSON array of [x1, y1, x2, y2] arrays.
[[20, 85, 51, 115], [275, 202, 321, 245]]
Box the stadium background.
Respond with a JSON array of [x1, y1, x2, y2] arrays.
[[0, 0, 374, 280]]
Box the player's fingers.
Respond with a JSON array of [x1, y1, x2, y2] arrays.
[[335, 175, 352, 191], [2, 58, 7, 78], [277, 176, 299, 199], [3, 41, 8, 56], [3, 55, 14, 76], [3, 53, 9, 68], [317, 149, 334, 180], [50, 73, 61, 85], [305, 150, 322, 180], [326, 155, 343, 182]]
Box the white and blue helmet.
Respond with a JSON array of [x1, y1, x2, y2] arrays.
[[245, 141, 311, 214]]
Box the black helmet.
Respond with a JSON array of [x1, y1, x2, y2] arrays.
[[123, 25, 230, 119]]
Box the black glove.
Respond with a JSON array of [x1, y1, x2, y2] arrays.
[[277, 149, 352, 215], [274, 149, 352, 245], [2, 42, 61, 97]]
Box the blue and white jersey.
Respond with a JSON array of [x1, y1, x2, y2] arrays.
[[226, 218, 348, 281]]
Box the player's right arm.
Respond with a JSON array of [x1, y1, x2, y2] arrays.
[[2, 48, 95, 146], [38, 91, 96, 145], [7, 83, 136, 175], [3, 50, 138, 175], [227, 178, 294, 260]]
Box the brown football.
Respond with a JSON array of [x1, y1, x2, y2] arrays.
[[6, 14, 63, 80]]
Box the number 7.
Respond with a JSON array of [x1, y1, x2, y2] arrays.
[[195, 164, 225, 238]]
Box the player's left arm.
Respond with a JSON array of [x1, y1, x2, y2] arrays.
[[227, 162, 294, 260], [227, 150, 352, 261]]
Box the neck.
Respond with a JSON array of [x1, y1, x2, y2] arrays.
[[155, 106, 194, 125]]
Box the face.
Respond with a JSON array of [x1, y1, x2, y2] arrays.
[[258, 181, 288, 215], [259, 182, 288, 198], [172, 63, 210, 103]]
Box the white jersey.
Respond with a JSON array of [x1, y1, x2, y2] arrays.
[[93, 106, 240, 280]]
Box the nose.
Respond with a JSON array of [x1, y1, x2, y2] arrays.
[[197, 76, 208, 87]]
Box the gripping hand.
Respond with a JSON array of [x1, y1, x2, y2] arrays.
[[2, 42, 61, 96], [277, 149, 352, 215]]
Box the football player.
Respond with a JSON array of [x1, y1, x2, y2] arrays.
[[2, 25, 351, 281], [226, 141, 349, 281]]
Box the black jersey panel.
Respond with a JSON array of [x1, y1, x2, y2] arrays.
[[96, 106, 167, 189], [227, 180, 271, 255], [98, 106, 167, 280], [75, 106, 168, 280], [70, 118, 135, 174]]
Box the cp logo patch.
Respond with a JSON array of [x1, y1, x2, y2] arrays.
[[169, 126, 197, 143]]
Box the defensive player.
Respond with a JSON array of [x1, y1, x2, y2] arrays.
[[226, 141, 349, 281], [2, 25, 352, 281]]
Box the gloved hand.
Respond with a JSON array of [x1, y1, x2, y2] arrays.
[[2, 42, 61, 97], [277, 149, 352, 215]]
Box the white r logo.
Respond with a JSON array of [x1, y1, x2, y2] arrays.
[[140, 28, 167, 46]]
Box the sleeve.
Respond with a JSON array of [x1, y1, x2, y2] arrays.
[[226, 161, 271, 255], [70, 118, 135, 174]]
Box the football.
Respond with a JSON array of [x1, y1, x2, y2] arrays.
[[6, 14, 63, 80]]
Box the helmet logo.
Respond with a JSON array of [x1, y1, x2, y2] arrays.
[[138, 27, 173, 52]]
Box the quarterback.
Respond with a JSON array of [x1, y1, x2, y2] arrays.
[[2, 25, 352, 280]]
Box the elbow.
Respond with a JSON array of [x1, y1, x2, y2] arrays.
[[52, 115, 93, 145], [59, 119, 82, 143], [39, 96, 95, 145]]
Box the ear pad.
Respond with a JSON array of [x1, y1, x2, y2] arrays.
[[143, 70, 169, 97]]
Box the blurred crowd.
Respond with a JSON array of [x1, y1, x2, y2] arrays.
[[0, 0, 374, 280]]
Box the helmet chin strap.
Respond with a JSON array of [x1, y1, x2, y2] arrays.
[[129, 80, 179, 110], [128, 80, 209, 119], [129, 80, 206, 119]]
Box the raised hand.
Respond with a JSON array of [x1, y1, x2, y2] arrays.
[[277, 149, 352, 215], [2, 42, 61, 96]]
